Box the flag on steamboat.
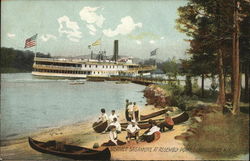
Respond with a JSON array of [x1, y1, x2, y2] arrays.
[[24, 34, 38, 48]]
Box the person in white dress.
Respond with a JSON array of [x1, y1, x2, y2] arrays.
[[101, 125, 126, 146], [109, 110, 118, 123], [140, 120, 160, 143], [109, 118, 121, 133]]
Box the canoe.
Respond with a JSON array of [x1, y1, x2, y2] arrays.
[[172, 112, 189, 124], [28, 137, 111, 160], [92, 121, 108, 133], [121, 112, 189, 129], [140, 109, 168, 120]]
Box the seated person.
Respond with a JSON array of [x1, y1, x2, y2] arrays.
[[159, 113, 174, 132], [97, 108, 109, 123], [126, 120, 140, 143], [109, 110, 119, 123], [108, 118, 121, 133], [101, 125, 126, 146], [140, 120, 160, 143]]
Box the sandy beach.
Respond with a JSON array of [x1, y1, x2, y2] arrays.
[[0, 104, 203, 160]]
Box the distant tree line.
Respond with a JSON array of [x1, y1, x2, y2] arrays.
[[1, 47, 51, 73]]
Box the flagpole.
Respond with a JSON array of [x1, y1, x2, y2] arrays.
[[35, 34, 38, 64]]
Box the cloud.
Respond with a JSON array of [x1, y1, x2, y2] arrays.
[[7, 33, 15, 38], [57, 16, 82, 42], [103, 16, 142, 37], [79, 7, 105, 28], [135, 40, 142, 45], [160, 36, 165, 40], [41, 34, 57, 42], [149, 40, 155, 44], [89, 31, 96, 36], [86, 24, 97, 35]]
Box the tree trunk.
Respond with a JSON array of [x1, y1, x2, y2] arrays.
[[217, 49, 226, 106], [201, 73, 205, 97], [185, 75, 192, 96], [232, 2, 241, 115]]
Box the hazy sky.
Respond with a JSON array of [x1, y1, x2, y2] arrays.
[[1, 0, 189, 60]]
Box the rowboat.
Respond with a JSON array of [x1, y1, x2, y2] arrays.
[[28, 137, 111, 160], [140, 109, 168, 120], [115, 81, 130, 84], [121, 112, 189, 129], [92, 121, 108, 133], [172, 111, 189, 124], [69, 81, 85, 85]]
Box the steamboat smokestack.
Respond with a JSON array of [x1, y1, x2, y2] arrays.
[[113, 40, 119, 62]]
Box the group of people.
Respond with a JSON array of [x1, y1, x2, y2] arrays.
[[125, 99, 140, 122], [99, 99, 175, 146]]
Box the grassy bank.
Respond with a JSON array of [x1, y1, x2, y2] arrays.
[[185, 111, 249, 158], [154, 84, 249, 159]]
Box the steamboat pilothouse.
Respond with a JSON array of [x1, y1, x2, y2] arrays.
[[32, 40, 156, 79]]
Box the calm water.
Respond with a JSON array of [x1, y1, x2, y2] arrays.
[[0, 73, 146, 139]]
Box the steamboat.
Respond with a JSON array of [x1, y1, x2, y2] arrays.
[[32, 40, 156, 79]]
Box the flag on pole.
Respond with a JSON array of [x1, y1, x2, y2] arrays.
[[24, 34, 38, 48], [150, 48, 158, 56], [91, 39, 101, 46]]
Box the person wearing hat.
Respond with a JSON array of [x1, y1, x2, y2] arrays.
[[140, 120, 160, 143], [159, 112, 174, 132], [126, 120, 140, 143], [101, 125, 126, 146], [109, 110, 119, 123]]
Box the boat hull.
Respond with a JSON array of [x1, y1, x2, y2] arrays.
[[28, 137, 111, 160], [92, 121, 108, 133], [140, 109, 168, 120], [32, 71, 87, 79], [121, 112, 189, 129]]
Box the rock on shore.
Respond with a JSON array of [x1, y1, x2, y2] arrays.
[[144, 85, 171, 108]]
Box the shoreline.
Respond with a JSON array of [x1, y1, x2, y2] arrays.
[[1, 104, 198, 160]]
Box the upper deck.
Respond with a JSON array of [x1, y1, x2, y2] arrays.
[[34, 57, 139, 67]]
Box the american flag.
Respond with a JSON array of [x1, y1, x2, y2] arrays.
[[24, 34, 38, 48], [150, 48, 158, 56]]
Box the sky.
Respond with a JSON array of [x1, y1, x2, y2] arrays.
[[1, 0, 189, 60]]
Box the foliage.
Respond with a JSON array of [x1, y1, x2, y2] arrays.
[[157, 57, 181, 79], [1, 47, 51, 73]]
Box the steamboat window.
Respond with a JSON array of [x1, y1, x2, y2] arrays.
[[89, 65, 91, 68], [103, 65, 105, 68], [96, 65, 98, 68], [85, 65, 87, 67]]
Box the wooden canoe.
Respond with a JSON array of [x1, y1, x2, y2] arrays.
[[121, 112, 189, 129], [140, 109, 168, 120], [172, 112, 189, 124], [92, 121, 108, 133], [28, 137, 111, 160]]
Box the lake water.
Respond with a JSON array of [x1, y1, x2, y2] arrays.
[[0, 73, 146, 140]]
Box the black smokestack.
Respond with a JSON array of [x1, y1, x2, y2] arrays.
[[113, 40, 118, 62]]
